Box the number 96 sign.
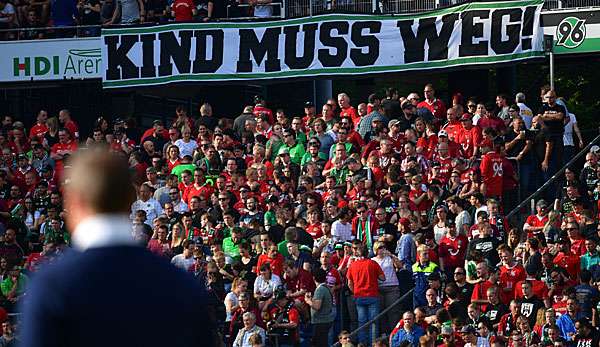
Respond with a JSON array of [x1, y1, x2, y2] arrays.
[[556, 17, 586, 49]]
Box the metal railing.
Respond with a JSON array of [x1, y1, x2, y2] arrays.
[[227, 2, 286, 19], [332, 289, 414, 347], [0, 25, 100, 41], [506, 129, 600, 220], [0, 0, 597, 42]]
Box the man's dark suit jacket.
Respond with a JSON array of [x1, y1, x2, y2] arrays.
[[20, 246, 215, 347]]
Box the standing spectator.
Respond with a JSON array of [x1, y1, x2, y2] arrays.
[[171, 0, 195, 21], [305, 268, 334, 347], [412, 244, 440, 309], [372, 241, 403, 334], [515, 92, 534, 129], [0, 0, 16, 40], [108, 0, 145, 24], [536, 89, 566, 197], [347, 244, 385, 346]]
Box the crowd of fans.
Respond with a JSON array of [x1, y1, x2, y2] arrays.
[[0, 82, 598, 347], [0, 0, 283, 40]]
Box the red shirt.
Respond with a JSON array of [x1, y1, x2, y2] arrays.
[[477, 116, 506, 133], [417, 99, 446, 120], [480, 151, 504, 197], [64, 120, 79, 139], [442, 121, 463, 142], [524, 214, 548, 238], [340, 106, 360, 128], [499, 263, 527, 303], [438, 234, 468, 269], [285, 269, 316, 302], [256, 253, 284, 277], [471, 280, 494, 311], [29, 123, 48, 139], [347, 258, 384, 298], [514, 279, 549, 300], [184, 183, 213, 204], [553, 252, 580, 280], [306, 222, 323, 239], [457, 126, 482, 158], [173, 0, 194, 21], [51, 140, 78, 178]]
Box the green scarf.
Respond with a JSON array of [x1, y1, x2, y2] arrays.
[[357, 216, 373, 250]]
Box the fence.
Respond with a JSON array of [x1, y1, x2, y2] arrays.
[[0, 0, 598, 41], [506, 128, 600, 220]]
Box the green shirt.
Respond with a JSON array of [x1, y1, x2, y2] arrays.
[[311, 284, 334, 324], [300, 151, 328, 166], [1, 274, 28, 297], [222, 237, 242, 261], [581, 251, 600, 271], [171, 163, 196, 181], [267, 140, 284, 162], [286, 143, 306, 165], [264, 211, 277, 228], [277, 240, 289, 258]]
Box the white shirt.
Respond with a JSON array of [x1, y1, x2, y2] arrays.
[[173, 200, 189, 213], [331, 220, 353, 243], [174, 139, 198, 158], [253, 4, 273, 18], [171, 253, 194, 270], [130, 198, 163, 225], [517, 102, 533, 129], [372, 255, 399, 287], [72, 215, 137, 251], [563, 113, 577, 146], [0, 3, 15, 23], [253, 274, 282, 298]]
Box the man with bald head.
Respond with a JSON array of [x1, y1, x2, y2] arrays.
[[21, 151, 214, 347]]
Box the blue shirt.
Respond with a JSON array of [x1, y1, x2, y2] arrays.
[[390, 325, 425, 347], [556, 312, 583, 341]]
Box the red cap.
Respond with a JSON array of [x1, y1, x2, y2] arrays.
[[460, 113, 472, 121]]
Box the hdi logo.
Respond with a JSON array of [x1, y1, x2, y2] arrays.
[[13, 56, 60, 77]]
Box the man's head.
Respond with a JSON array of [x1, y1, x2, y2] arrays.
[[402, 311, 415, 330], [64, 151, 136, 231]]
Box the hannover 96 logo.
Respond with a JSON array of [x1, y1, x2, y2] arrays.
[[556, 17, 586, 49]]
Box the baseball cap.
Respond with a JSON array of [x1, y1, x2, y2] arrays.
[[536, 199, 548, 208], [334, 243, 343, 250], [388, 119, 400, 128], [304, 101, 314, 108], [590, 145, 600, 154], [17, 154, 27, 160], [438, 130, 448, 137], [401, 101, 415, 110], [460, 113, 472, 121], [441, 325, 453, 336], [152, 119, 164, 126], [460, 326, 476, 334], [278, 148, 290, 156]]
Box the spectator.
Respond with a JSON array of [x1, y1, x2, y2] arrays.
[[347, 243, 385, 345]]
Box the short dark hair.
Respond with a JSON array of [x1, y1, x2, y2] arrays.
[[313, 268, 327, 283]]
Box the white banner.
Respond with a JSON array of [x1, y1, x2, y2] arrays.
[[102, 0, 545, 88], [0, 37, 101, 82]]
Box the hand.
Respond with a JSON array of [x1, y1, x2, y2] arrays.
[[579, 140, 584, 148], [203, 17, 210, 22], [541, 160, 549, 171]]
